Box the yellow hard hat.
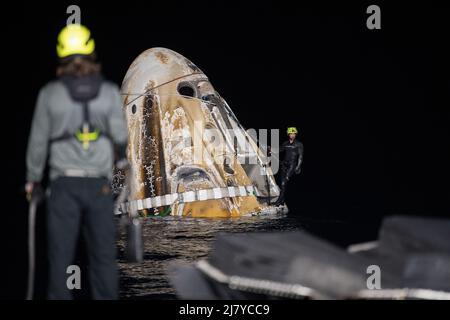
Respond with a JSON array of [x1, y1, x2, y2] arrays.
[[287, 127, 298, 134], [56, 24, 95, 58]]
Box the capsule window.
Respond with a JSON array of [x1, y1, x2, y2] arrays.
[[177, 82, 196, 98], [131, 104, 137, 114]]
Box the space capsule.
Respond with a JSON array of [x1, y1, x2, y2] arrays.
[[119, 48, 284, 217]]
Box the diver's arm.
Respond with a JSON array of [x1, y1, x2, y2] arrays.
[[279, 141, 287, 154], [295, 142, 304, 174], [275, 141, 287, 165]]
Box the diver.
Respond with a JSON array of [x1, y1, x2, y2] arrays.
[[25, 24, 128, 299], [274, 127, 303, 206]]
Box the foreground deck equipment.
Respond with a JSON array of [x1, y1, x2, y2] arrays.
[[170, 216, 450, 299]]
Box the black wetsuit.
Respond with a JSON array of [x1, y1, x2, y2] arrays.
[[275, 139, 303, 205]]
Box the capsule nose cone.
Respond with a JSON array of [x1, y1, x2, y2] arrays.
[[121, 48, 205, 97]]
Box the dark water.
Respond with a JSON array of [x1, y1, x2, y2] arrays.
[[117, 214, 297, 299], [116, 213, 380, 299], [3, 199, 382, 299]]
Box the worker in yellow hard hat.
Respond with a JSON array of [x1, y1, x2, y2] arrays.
[[274, 127, 304, 206], [25, 24, 127, 299]]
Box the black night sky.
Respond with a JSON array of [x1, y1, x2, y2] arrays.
[[2, 1, 449, 298]]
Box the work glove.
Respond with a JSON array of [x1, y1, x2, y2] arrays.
[[25, 182, 44, 203], [295, 166, 302, 175]]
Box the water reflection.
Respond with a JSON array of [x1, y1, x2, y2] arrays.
[[117, 214, 303, 299]]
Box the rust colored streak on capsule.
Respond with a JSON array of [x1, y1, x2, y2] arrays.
[[123, 95, 129, 109], [155, 51, 169, 64], [142, 94, 167, 199]]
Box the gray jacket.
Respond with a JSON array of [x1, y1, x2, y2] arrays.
[[26, 79, 127, 182]]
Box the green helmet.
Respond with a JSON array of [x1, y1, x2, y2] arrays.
[[287, 127, 298, 134], [57, 24, 95, 58]]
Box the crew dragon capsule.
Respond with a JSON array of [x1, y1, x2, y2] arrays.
[[119, 48, 284, 218]]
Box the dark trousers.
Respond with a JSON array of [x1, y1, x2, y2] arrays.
[[276, 162, 296, 205], [47, 177, 118, 300]]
